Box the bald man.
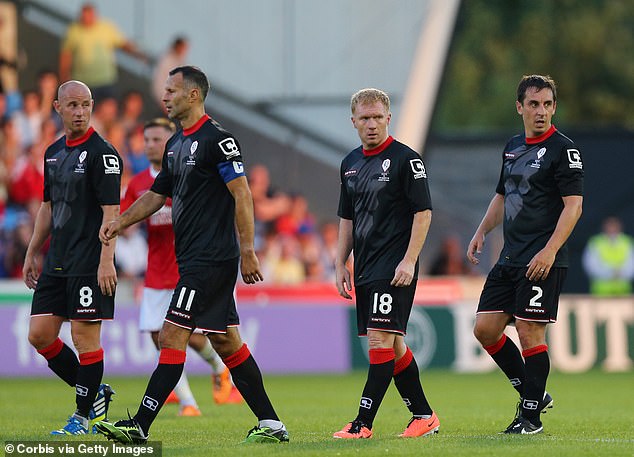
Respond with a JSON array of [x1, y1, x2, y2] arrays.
[[23, 80, 123, 435]]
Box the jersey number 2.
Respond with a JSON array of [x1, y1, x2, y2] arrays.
[[529, 286, 543, 307]]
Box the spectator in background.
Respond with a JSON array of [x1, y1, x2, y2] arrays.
[[429, 235, 474, 276], [91, 97, 119, 138], [152, 36, 189, 113], [59, 3, 147, 102], [248, 164, 291, 252], [114, 224, 147, 281], [126, 126, 150, 175], [275, 193, 315, 236], [8, 142, 44, 216], [12, 90, 43, 148], [4, 212, 34, 278], [36, 69, 61, 129], [582, 216, 634, 296], [121, 90, 144, 135], [267, 235, 305, 285]]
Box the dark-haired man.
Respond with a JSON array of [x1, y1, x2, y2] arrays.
[[95, 66, 288, 444], [467, 74, 583, 434]]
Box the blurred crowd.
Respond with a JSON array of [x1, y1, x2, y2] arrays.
[[0, 2, 478, 285], [0, 73, 345, 284]]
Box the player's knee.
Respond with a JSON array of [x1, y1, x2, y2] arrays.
[[28, 330, 55, 350], [209, 332, 238, 358], [473, 323, 496, 346]]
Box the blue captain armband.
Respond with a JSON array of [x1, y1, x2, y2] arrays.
[[217, 160, 245, 183]]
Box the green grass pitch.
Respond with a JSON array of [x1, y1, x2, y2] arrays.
[[1, 370, 632, 456]]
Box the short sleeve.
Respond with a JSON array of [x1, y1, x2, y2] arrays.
[[337, 160, 353, 220], [92, 146, 122, 205], [401, 152, 432, 212], [150, 152, 172, 197], [211, 135, 245, 184], [555, 145, 584, 196]]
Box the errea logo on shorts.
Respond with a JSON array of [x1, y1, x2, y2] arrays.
[[218, 137, 240, 158], [567, 149, 582, 169], [409, 158, 427, 179], [103, 155, 121, 174]]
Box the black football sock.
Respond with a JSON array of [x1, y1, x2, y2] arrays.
[[521, 345, 550, 424], [393, 347, 433, 416], [37, 338, 79, 387], [224, 344, 279, 421], [75, 349, 104, 418], [484, 334, 526, 395], [355, 348, 395, 429], [134, 348, 186, 435]]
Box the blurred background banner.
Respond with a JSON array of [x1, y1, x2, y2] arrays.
[[1, 281, 632, 376]]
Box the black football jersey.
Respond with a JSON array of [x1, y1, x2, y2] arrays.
[[43, 127, 122, 276], [151, 115, 245, 269], [495, 126, 584, 267], [338, 136, 432, 285]]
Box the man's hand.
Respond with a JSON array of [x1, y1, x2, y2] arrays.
[[240, 250, 264, 284], [391, 258, 416, 287], [526, 247, 556, 281], [23, 255, 40, 289], [99, 219, 122, 245], [467, 232, 485, 265], [98, 261, 117, 296], [336, 265, 353, 299]]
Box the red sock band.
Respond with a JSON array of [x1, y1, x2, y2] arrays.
[[79, 348, 104, 366], [158, 348, 186, 365], [37, 338, 65, 360], [369, 348, 395, 365], [223, 344, 251, 369], [393, 347, 413, 375], [522, 344, 548, 358], [484, 334, 507, 355]]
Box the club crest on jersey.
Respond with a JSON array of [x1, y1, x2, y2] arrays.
[[567, 149, 583, 169], [186, 141, 198, 165], [79, 150, 87, 163], [378, 158, 391, 182], [530, 147, 547, 168], [410, 158, 427, 179]]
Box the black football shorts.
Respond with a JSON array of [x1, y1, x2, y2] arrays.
[[31, 273, 115, 320], [164, 258, 240, 333], [477, 264, 567, 323], [355, 279, 417, 336]]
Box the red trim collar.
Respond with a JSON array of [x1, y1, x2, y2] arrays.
[[525, 125, 557, 145], [183, 114, 211, 136], [66, 126, 95, 147], [363, 136, 394, 156]]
